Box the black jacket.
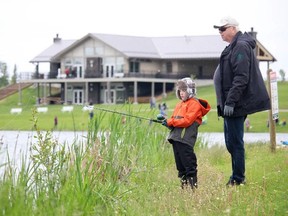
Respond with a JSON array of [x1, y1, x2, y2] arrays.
[[218, 31, 271, 117]]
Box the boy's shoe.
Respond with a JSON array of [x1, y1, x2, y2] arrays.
[[181, 178, 188, 189], [187, 176, 198, 190], [226, 179, 246, 187], [180, 176, 198, 190]]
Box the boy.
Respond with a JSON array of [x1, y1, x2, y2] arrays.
[[160, 77, 210, 189]]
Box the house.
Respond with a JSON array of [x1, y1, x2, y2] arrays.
[[21, 29, 276, 105]]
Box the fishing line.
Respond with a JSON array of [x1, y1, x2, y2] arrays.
[[87, 106, 163, 123]]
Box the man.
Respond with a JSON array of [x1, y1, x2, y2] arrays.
[[213, 17, 270, 186]]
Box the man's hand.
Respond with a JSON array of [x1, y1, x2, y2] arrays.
[[223, 105, 234, 116]]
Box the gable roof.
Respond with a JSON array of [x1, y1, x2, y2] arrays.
[[30, 40, 76, 63], [256, 40, 276, 61], [30, 33, 276, 63]]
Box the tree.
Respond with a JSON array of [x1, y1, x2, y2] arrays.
[[0, 61, 9, 88], [11, 64, 18, 84], [279, 69, 286, 82]]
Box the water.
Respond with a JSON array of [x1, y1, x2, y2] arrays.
[[199, 132, 288, 146], [0, 130, 287, 175], [0, 130, 88, 175]]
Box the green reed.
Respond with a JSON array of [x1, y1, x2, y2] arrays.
[[0, 106, 287, 215]]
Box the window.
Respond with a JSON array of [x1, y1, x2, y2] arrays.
[[74, 58, 82, 64], [129, 61, 139, 73], [116, 57, 124, 72], [85, 47, 94, 56], [166, 61, 172, 73], [198, 66, 203, 78], [116, 64, 124, 73], [95, 47, 104, 55], [65, 58, 72, 65]]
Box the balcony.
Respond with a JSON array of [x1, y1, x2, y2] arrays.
[[20, 70, 193, 81]]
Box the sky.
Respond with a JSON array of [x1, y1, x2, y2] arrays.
[[0, 0, 287, 79]]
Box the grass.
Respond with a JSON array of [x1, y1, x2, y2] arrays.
[[0, 110, 287, 215], [0, 81, 287, 132], [0, 80, 287, 215]]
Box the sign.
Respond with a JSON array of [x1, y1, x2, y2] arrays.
[[270, 71, 279, 120]]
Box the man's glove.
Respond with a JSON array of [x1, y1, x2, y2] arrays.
[[223, 105, 234, 116]]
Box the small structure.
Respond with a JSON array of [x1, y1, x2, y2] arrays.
[[82, 105, 94, 112], [61, 106, 74, 112], [10, 108, 22, 114], [37, 107, 48, 113]]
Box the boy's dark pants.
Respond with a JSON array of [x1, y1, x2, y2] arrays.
[[172, 141, 197, 180]]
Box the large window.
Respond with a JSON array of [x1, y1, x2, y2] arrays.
[[166, 61, 172, 73], [116, 57, 124, 73], [129, 61, 139, 73]]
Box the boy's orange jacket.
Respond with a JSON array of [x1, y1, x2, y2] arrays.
[[167, 98, 211, 127]]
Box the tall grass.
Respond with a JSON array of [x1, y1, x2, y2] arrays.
[[0, 108, 168, 215], [0, 108, 287, 215]]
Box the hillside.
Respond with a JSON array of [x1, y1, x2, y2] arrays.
[[0, 83, 32, 101]]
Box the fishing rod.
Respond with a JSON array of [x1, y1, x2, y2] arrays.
[[86, 105, 164, 123]]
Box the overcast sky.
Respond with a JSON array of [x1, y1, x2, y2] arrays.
[[0, 0, 287, 79]]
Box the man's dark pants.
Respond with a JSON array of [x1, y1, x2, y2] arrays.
[[224, 116, 246, 183]]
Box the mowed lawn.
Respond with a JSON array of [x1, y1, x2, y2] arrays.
[[0, 81, 287, 132]]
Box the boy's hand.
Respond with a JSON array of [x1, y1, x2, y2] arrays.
[[162, 119, 174, 130], [161, 119, 168, 126]]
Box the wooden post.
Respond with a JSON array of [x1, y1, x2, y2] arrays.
[[266, 68, 276, 152]]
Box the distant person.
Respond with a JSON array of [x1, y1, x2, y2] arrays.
[[245, 118, 251, 131], [150, 97, 156, 109], [159, 102, 168, 117], [162, 102, 167, 110], [89, 111, 94, 120], [213, 17, 271, 187], [159, 77, 211, 190], [54, 116, 58, 128]]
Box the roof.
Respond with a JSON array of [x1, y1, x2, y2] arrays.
[[92, 33, 161, 58], [30, 33, 276, 63], [151, 35, 226, 59], [30, 40, 76, 62]]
